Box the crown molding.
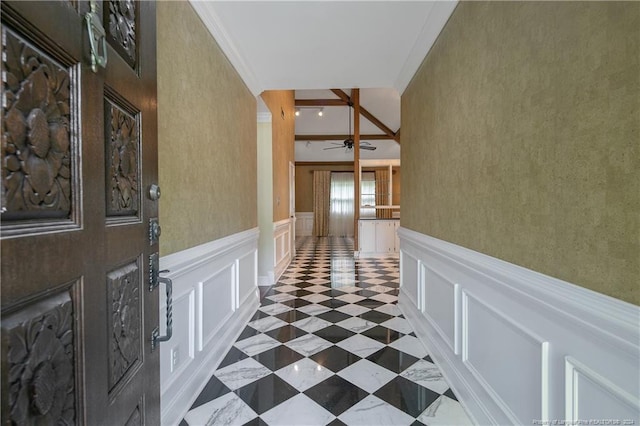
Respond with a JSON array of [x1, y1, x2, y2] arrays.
[[189, 1, 262, 96], [394, 0, 458, 95]]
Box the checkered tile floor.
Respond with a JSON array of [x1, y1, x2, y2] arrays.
[[181, 237, 472, 426]]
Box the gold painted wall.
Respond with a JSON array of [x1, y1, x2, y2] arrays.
[[261, 91, 295, 222], [295, 163, 355, 212], [157, 1, 257, 256], [402, 1, 639, 304]]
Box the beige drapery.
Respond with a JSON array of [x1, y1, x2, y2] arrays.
[[375, 169, 393, 219], [312, 171, 331, 236]]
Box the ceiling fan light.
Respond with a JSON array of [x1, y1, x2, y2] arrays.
[[295, 108, 300, 117], [317, 108, 323, 117]]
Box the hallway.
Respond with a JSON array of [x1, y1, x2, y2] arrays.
[[181, 237, 472, 425]]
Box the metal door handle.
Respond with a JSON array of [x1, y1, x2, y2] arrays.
[[151, 272, 172, 351], [85, 0, 107, 72]]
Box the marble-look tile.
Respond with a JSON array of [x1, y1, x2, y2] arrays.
[[277, 279, 303, 286], [248, 316, 288, 333], [291, 316, 333, 333], [336, 334, 385, 358], [374, 303, 402, 317], [310, 345, 361, 373], [183, 392, 257, 426], [374, 376, 439, 418], [336, 293, 366, 304], [370, 293, 398, 304], [275, 357, 333, 391], [363, 278, 387, 285], [336, 303, 371, 317], [304, 375, 368, 416], [317, 310, 351, 323], [332, 285, 362, 293], [361, 325, 403, 345], [301, 293, 331, 303], [296, 303, 332, 316], [314, 325, 355, 343], [305, 284, 332, 293], [359, 310, 394, 324], [400, 360, 449, 394], [235, 374, 299, 415], [365, 285, 393, 293], [307, 278, 331, 285], [217, 346, 249, 369], [234, 333, 281, 357], [266, 292, 297, 303], [360, 272, 383, 278], [367, 347, 418, 374], [274, 284, 300, 292], [417, 395, 473, 426], [336, 317, 377, 333], [338, 395, 415, 426], [337, 359, 397, 393], [261, 393, 335, 426], [284, 334, 333, 356], [331, 276, 357, 286], [389, 335, 429, 359], [252, 344, 304, 371], [381, 317, 414, 334], [259, 303, 293, 315], [214, 357, 272, 390]]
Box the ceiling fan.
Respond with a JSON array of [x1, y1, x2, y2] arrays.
[[323, 103, 377, 151]]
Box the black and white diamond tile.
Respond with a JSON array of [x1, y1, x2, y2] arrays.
[[182, 237, 472, 425]]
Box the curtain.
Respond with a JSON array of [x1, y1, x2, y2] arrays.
[[329, 172, 354, 237], [312, 171, 331, 236], [375, 169, 393, 219]]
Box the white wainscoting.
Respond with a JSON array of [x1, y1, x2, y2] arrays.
[[295, 212, 313, 237], [159, 228, 260, 426], [273, 218, 293, 283], [397, 227, 640, 426]]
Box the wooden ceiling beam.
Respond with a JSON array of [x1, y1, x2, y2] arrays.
[[294, 99, 348, 107], [295, 134, 392, 141], [330, 89, 400, 144]]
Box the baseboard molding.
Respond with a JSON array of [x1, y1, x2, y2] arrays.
[[160, 228, 260, 426], [397, 227, 640, 426]]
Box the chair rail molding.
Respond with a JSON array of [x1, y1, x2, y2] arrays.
[[159, 227, 260, 426], [397, 226, 640, 426]]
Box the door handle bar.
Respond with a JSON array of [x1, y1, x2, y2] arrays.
[[151, 271, 173, 351]]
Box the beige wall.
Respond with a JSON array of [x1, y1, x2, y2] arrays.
[[402, 1, 639, 305], [261, 91, 295, 222], [295, 163, 355, 212], [157, 1, 257, 256]]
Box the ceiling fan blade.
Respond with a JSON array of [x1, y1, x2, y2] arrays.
[[331, 142, 344, 146], [360, 145, 377, 151], [360, 141, 371, 145], [323, 146, 345, 150]]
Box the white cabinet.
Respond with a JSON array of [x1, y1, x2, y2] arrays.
[[359, 220, 376, 253], [358, 220, 399, 257], [393, 221, 400, 252], [375, 221, 395, 253]]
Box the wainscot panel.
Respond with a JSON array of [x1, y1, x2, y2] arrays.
[[397, 227, 640, 426], [274, 218, 293, 283], [159, 228, 259, 426], [295, 212, 314, 237]]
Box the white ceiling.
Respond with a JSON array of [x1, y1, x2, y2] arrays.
[[294, 88, 401, 160], [190, 0, 458, 161]]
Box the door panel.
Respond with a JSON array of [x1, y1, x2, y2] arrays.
[[1, 1, 159, 424]]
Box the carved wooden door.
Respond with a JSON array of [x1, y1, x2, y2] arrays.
[[1, 1, 160, 424]]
